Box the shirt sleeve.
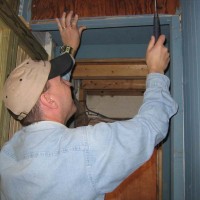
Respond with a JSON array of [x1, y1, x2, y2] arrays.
[[84, 73, 178, 194]]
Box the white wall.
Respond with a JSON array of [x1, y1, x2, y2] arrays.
[[87, 95, 143, 119]]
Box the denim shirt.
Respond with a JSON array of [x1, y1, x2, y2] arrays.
[[0, 73, 178, 200]]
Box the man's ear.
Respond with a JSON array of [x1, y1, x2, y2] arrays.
[[40, 93, 58, 109]]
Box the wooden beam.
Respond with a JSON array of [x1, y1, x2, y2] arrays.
[[81, 80, 146, 90], [76, 58, 146, 64], [72, 59, 148, 80], [0, 0, 48, 60], [85, 90, 144, 96], [6, 0, 20, 12]]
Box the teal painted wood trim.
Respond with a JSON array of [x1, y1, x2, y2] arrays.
[[19, 0, 32, 21], [162, 133, 172, 200], [55, 44, 147, 59], [181, 1, 200, 199], [31, 14, 173, 31], [76, 44, 147, 59], [169, 15, 184, 200]]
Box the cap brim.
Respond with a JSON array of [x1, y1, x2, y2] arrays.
[[48, 53, 74, 80]]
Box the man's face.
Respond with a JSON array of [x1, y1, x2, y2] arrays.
[[47, 76, 77, 122]]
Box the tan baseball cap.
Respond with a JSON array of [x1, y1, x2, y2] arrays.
[[2, 53, 73, 120]]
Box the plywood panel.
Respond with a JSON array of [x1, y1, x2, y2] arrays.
[[105, 149, 160, 200], [31, 0, 180, 20]]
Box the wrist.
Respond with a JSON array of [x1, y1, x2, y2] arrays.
[[60, 45, 75, 57], [148, 69, 164, 74]]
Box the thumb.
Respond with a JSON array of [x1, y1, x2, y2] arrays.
[[147, 36, 155, 51], [79, 26, 87, 35], [155, 35, 166, 47]]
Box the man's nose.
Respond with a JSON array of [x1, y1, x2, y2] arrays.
[[63, 79, 72, 86]]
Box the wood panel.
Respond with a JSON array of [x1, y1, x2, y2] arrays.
[[105, 149, 160, 200], [0, 0, 48, 60], [0, 20, 12, 148], [31, 0, 180, 20], [72, 59, 148, 80], [82, 80, 145, 90], [0, 0, 42, 147], [7, 46, 30, 140], [81, 80, 145, 96]]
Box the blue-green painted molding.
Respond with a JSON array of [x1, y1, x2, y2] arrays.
[[31, 14, 173, 31], [180, 0, 200, 199], [55, 44, 148, 59], [169, 15, 184, 200], [19, 0, 32, 21]]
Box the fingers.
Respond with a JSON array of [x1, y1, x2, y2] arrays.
[[57, 11, 80, 30], [56, 11, 86, 35], [56, 12, 68, 32], [61, 12, 67, 29], [147, 36, 155, 51], [146, 34, 169, 74], [155, 35, 166, 47], [71, 14, 78, 28], [56, 11, 74, 30], [66, 10, 73, 27], [55, 18, 62, 32], [147, 35, 166, 51]]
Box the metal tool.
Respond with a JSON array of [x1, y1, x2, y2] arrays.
[[153, 0, 161, 42]]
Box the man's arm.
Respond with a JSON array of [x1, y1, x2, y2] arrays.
[[56, 11, 86, 57], [55, 11, 86, 80], [83, 35, 178, 193]]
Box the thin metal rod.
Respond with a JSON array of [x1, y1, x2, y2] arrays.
[[153, 0, 161, 42], [155, 0, 157, 13]]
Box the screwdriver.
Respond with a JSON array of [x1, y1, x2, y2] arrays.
[[153, 0, 161, 42]]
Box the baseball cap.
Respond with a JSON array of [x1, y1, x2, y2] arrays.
[[2, 53, 74, 120]]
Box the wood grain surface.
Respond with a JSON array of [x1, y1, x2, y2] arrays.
[[105, 149, 159, 200], [31, 0, 179, 20], [0, 0, 48, 60]]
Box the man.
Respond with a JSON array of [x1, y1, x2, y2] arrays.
[[0, 11, 178, 200]]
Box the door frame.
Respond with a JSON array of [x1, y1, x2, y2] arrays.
[[31, 14, 184, 200]]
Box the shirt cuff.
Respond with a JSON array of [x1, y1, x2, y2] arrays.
[[146, 73, 170, 90]]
